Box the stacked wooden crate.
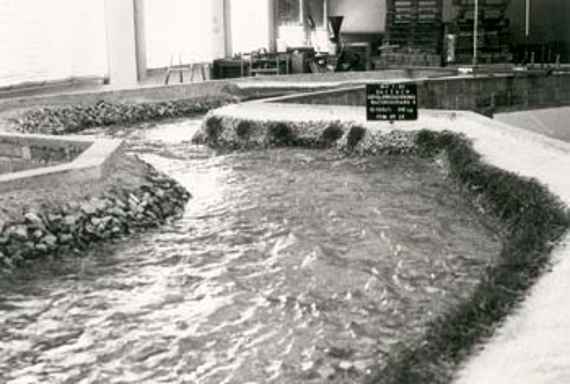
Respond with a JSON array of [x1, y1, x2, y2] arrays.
[[373, 52, 442, 68], [450, 0, 512, 63], [385, 0, 444, 54]]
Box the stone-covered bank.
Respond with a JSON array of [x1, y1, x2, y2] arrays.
[[0, 153, 190, 272], [0, 97, 243, 271], [192, 112, 417, 155], [9, 96, 238, 135]]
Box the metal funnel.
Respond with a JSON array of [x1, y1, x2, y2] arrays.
[[328, 16, 344, 43]]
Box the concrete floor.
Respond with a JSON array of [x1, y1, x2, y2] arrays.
[[495, 107, 570, 143]]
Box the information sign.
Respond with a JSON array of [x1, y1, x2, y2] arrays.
[[366, 83, 418, 121]]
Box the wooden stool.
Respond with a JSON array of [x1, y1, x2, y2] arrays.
[[164, 55, 210, 84]]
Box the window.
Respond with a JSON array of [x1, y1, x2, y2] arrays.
[[278, 0, 301, 25], [305, 0, 325, 27], [230, 0, 270, 55], [144, 0, 214, 69], [278, 0, 323, 27], [0, 0, 107, 87], [277, 0, 327, 51]]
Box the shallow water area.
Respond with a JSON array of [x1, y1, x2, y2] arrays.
[[0, 117, 501, 383]]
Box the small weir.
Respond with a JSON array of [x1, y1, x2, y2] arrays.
[[0, 116, 502, 383]]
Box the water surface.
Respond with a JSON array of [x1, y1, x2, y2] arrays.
[[0, 118, 501, 383]]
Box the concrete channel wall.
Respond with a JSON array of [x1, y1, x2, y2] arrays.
[[0, 133, 123, 193], [0, 133, 89, 173], [273, 72, 570, 115], [0, 68, 457, 113]]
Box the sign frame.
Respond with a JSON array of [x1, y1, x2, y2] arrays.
[[366, 83, 418, 121]]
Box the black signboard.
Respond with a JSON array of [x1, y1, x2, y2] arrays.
[[366, 83, 418, 121]]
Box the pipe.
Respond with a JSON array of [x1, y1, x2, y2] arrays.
[[473, 0, 478, 67], [525, 0, 530, 37]]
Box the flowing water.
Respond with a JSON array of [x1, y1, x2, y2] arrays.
[[0, 117, 501, 384]]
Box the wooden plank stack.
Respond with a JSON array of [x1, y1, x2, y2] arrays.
[[450, 0, 512, 63], [384, 0, 513, 64], [385, 0, 444, 54]]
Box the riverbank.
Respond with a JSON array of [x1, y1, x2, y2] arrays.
[[0, 99, 248, 270], [0, 150, 190, 271], [1, 96, 239, 135]]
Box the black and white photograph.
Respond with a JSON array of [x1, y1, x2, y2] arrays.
[[0, 1, 569, 383]]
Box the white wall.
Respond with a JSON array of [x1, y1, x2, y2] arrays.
[[0, 0, 107, 88], [328, 0, 385, 33]]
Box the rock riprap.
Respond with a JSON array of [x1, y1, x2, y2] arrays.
[[12, 97, 239, 135], [0, 159, 191, 271], [192, 112, 417, 155]]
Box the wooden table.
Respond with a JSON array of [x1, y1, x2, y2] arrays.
[[245, 53, 291, 76]]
